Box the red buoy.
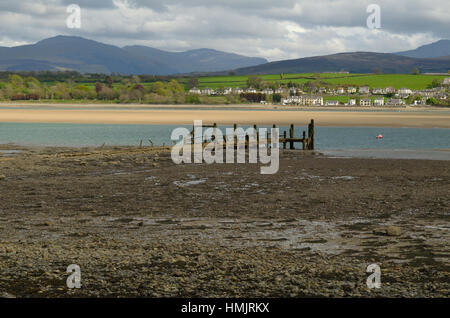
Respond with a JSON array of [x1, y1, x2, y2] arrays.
[[376, 134, 383, 139]]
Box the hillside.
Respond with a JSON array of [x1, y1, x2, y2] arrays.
[[123, 46, 267, 74], [395, 40, 450, 58], [0, 36, 267, 75], [230, 52, 450, 75]]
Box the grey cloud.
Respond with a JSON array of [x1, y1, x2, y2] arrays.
[[0, 0, 448, 60]]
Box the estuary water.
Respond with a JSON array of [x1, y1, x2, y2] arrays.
[[0, 122, 449, 160]]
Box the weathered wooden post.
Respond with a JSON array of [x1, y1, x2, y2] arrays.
[[283, 131, 287, 149], [307, 119, 315, 150], [289, 124, 294, 149], [272, 124, 276, 148], [302, 131, 306, 150], [254, 124, 259, 150], [213, 123, 217, 141], [234, 123, 237, 148]]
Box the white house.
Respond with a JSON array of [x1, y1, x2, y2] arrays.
[[347, 87, 357, 94], [414, 99, 426, 105], [372, 88, 384, 95], [442, 77, 450, 85], [233, 87, 244, 94], [246, 87, 257, 93], [261, 88, 274, 95], [348, 99, 356, 106], [387, 98, 405, 106], [275, 88, 285, 94], [336, 87, 345, 94], [373, 98, 385, 106], [359, 86, 370, 94], [398, 88, 412, 95], [189, 87, 201, 94], [325, 100, 339, 106], [201, 87, 214, 95], [385, 86, 396, 94], [300, 95, 324, 106], [223, 87, 233, 95], [360, 98, 372, 106]]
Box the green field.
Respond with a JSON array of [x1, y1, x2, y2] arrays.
[[187, 73, 448, 90]]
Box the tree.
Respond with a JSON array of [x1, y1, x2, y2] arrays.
[[187, 77, 199, 89], [373, 67, 382, 75], [412, 67, 420, 75], [95, 82, 103, 94], [105, 76, 113, 88], [246, 76, 264, 89]]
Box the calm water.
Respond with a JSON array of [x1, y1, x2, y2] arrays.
[[0, 122, 449, 159]]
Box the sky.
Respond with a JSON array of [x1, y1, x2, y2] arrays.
[[0, 0, 449, 61]]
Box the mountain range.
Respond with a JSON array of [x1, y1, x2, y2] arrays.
[[0, 36, 448, 75], [231, 52, 450, 75], [0, 36, 267, 75]]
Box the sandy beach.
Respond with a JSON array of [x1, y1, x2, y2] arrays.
[[0, 105, 449, 128]]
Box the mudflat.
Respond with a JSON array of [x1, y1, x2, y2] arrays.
[[0, 104, 449, 127], [0, 145, 448, 297]]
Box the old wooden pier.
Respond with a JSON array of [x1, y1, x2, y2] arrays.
[[189, 119, 315, 151]]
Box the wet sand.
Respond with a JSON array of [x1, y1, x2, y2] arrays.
[[0, 107, 449, 128], [0, 145, 449, 297]]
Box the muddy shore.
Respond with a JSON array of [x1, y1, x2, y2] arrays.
[[0, 145, 449, 298]]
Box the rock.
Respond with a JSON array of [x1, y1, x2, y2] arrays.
[[172, 256, 187, 267], [0, 175, 5, 181], [386, 226, 402, 236], [0, 292, 16, 298]]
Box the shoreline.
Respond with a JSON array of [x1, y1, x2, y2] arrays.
[[0, 107, 450, 128], [0, 146, 448, 297]]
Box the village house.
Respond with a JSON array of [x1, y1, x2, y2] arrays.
[[281, 96, 301, 105], [414, 99, 426, 105], [325, 100, 339, 106], [289, 87, 299, 95], [300, 95, 324, 106], [336, 87, 345, 94], [261, 88, 274, 95], [373, 98, 385, 106], [360, 98, 372, 106], [347, 87, 357, 94], [442, 77, 450, 85], [233, 87, 244, 94], [319, 87, 327, 94], [223, 87, 233, 95], [348, 99, 356, 106], [372, 88, 384, 95], [189, 87, 201, 95], [246, 87, 257, 93], [397, 88, 412, 96], [275, 88, 285, 94], [385, 86, 396, 94], [387, 98, 405, 106], [201, 87, 214, 95], [359, 86, 370, 94]]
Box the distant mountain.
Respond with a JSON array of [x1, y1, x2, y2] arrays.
[[395, 40, 450, 58], [230, 52, 450, 75], [0, 35, 267, 75], [123, 46, 267, 74]]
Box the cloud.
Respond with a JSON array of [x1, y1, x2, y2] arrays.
[[0, 0, 448, 60]]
